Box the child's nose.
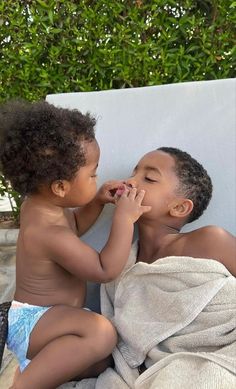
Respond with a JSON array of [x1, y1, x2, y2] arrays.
[[124, 177, 137, 188]]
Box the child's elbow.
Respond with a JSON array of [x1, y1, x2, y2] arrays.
[[98, 268, 118, 283], [100, 272, 117, 283]]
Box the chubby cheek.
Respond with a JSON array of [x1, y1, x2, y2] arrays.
[[142, 193, 170, 214], [88, 182, 98, 200], [77, 184, 96, 205], [140, 191, 153, 207], [92, 185, 98, 199]]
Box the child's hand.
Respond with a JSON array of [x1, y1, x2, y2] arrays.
[[95, 180, 126, 205], [115, 187, 151, 223]]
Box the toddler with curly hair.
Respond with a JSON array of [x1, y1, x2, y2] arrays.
[[0, 100, 151, 388]]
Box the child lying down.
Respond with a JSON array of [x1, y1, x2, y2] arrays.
[[63, 147, 236, 389]]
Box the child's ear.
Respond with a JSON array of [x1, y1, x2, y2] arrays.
[[51, 180, 70, 198], [169, 198, 193, 219]]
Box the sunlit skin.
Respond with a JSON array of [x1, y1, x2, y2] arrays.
[[10, 139, 151, 389], [124, 150, 236, 275]]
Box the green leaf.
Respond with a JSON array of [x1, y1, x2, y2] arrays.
[[36, 0, 49, 9]]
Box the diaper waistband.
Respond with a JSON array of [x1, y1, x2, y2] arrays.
[[11, 300, 31, 308], [11, 300, 45, 309]]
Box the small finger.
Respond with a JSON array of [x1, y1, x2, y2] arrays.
[[135, 189, 146, 203], [116, 186, 126, 196], [109, 188, 117, 197], [120, 186, 130, 197], [127, 187, 137, 200], [114, 187, 128, 203], [107, 194, 116, 204], [113, 194, 119, 204], [109, 183, 125, 198]]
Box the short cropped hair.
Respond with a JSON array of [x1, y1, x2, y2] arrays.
[[0, 100, 96, 196], [157, 147, 213, 223]]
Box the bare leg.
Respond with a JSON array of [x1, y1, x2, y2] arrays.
[[73, 354, 114, 380], [12, 305, 117, 389], [11, 352, 113, 387]]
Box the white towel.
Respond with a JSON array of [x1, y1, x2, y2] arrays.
[[62, 241, 236, 388]]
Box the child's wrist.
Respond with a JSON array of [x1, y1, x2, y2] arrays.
[[113, 210, 134, 226]]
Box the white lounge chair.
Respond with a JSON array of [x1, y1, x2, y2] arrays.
[[46, 78, 236, 312]]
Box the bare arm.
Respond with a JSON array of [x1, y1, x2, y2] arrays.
[[74, 180, 124, 236], [44, 188, 151, 283], [74, 199, 104, 236]]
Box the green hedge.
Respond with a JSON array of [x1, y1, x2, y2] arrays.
[[0, 0, 235, 103]]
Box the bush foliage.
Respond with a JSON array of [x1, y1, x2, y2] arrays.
[[0, 0, 235, 218], [0, 0, 235, 103]]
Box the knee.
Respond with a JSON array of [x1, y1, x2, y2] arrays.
[[92, 316, 117, 356]]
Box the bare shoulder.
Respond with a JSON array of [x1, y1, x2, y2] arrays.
[[188, 225, 235, 241], [183, 225, 236, 276]]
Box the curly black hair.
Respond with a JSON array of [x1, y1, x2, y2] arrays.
[[0, 100, 96, 196], [157, 147, 213, 223]]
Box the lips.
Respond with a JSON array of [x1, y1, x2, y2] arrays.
[[110, 184, 131, 198], [110, 185, 127, 197], [116, 186, 126, 196]]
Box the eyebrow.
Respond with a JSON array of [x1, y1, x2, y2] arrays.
[[133, 165, 162, 176]]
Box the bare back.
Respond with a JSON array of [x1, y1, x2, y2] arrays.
[[14, 200, 86, 308]]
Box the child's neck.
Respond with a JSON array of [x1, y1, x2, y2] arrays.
[[23, 193, 65, 216], [137, 222, 180, 263]]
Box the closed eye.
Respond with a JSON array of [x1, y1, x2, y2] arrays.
[[145, 177, 158, 183]]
